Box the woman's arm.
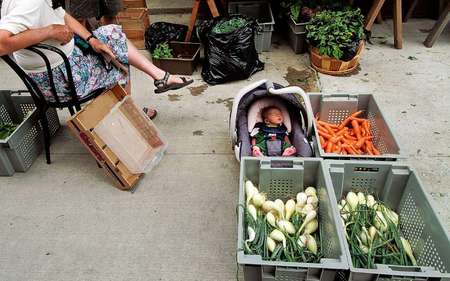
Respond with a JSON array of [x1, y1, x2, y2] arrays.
[[64, 13, 116, 59], [63, 13, 91, 41], [0, 25, 72, 56]]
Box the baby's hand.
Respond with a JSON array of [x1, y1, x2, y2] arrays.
[[282, 146, 297, 156], [252, 146, 263, 157]]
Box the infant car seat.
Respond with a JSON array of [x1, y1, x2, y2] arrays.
[[229, 79, 314, 161]]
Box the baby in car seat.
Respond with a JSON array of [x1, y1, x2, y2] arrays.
[[251, 106, 297, 157]]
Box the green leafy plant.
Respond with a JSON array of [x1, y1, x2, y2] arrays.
[[0, 122, 17, 139], [306, 8, 364, 60], [152, 43, 173, 59], [287, 0, 318, 23], [280, 0, 344, 23], [212, 17, 247, 34]]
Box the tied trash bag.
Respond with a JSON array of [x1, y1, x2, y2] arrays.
[[200, 16, 264, 85], [145, 22, 188, 52]]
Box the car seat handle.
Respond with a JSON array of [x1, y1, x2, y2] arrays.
[[268, 86, 314, 137]]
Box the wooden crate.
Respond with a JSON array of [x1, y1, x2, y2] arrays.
[[123, 0, 147, 9], [118, 8, 150, 49], [67, 86, 141, 190]]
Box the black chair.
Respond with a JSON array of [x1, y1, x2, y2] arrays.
[[1, 43, 105, 164]]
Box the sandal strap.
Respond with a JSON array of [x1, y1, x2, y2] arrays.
[[154, 72, 170, 88]]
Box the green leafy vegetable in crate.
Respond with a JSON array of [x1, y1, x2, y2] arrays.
[[339, 191, 417, 269], [0, 122, 17, 139], [152, 43, 173, 59], [242, 180, 322, 262], [213, 18, 247, 34]]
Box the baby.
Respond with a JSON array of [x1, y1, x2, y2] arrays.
[[251, 106, 297, 157]]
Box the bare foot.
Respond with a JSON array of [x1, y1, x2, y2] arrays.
[[282, 146, 297, 156], [167, 75, 187, 85], [142, 107, 158, 119]]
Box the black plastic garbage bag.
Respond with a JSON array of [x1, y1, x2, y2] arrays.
[[200, 16, 264, 85], [145, 22, 188, 52]]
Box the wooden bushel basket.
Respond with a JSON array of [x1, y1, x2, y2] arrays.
[[310, 41, 364, 76]]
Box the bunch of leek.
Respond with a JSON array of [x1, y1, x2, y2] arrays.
[[339, 191, 417, 269], [242, 180, 322, 263]]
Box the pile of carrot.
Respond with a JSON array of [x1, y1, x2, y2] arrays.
[[316, 111, 381, 155]]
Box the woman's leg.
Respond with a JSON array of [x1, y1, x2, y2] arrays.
[[127, 39, 185, 85]]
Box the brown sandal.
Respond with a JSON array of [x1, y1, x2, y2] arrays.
[[154, 72, 193, 94]]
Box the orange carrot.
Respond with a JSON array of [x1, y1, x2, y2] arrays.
[[362, 121, 371, 136], [316, 124, 330, 134], [355, 136, 373, 149], [318, 130, 333, 139], [351, 120, 362, 139], [350, 117, 366, 123], [325, 142, 333, 153], [338, 110, 364, 129], [344, 133, 357, 141], [318, 120, 338, 128], [335, 127, 348, 137], [336, 142, 342, 154], [345, 145, 357, 155], [329, 135, 344, 144], [319, 135, 326, 145], [351, 110, 364, 118], [321, 140, 328, 149]]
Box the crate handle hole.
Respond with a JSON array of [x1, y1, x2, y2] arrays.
[[354, 167, 379, 173]]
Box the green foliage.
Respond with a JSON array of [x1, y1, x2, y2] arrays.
[[280, 0, 345, 22], [306, 8, 364, 60], [212, 17, 247, 34], [152, 43, 173, 59], [0, 122, 17, 139]]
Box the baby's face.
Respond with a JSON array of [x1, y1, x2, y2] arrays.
[[264, 108, 284, 125]]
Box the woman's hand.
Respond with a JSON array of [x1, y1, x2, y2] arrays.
[[48, 24, 73, 44], [89, 38, 116, 60]]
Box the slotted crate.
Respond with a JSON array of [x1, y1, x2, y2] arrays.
[[326, 160, 450, 281], [237, 157, 348, 281], [123, 0, 146, 8], [0, 90, 60, 176], [309, 93, 402, 160], [288, 17, 309, 54], [117, 8, 150, 49], [228, 1, 275, 53]]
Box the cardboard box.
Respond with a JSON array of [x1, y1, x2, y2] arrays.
[[67, 85, 166, 190]]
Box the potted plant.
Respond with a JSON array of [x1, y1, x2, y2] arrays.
[[306, 8, 365, 75], [151, 42, 201, 75]]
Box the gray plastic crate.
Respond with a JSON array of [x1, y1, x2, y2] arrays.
[[288, 17, 308, 54], [326, 160, 450, 281], [0, 91, 60, 176], [237, 157, 348, 281], [228, 1, 274, 53], [309, 93, 403, 161]]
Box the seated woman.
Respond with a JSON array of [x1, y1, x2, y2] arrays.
[[0, 0, 192, 118]]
